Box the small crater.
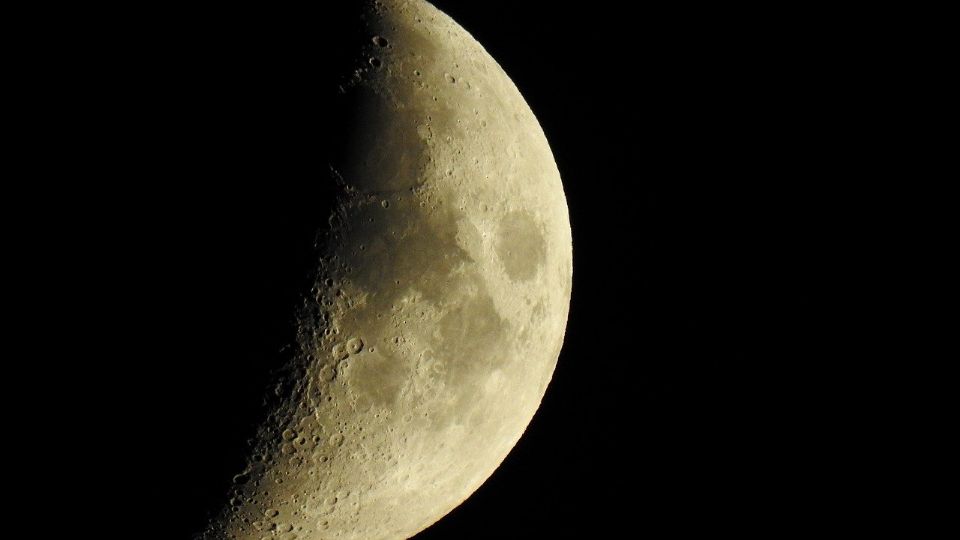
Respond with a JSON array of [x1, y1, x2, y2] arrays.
[[318, 365, 336, 382], [369, 57, 382, 68], [444, 73, 456, 84], [372, 35, 389, 47], [347, 337, 365, 354]]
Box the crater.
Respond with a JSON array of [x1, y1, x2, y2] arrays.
[[495, 210, 546, 282]]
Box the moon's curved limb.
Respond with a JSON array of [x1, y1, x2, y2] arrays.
[[201, 1, 571, 538]]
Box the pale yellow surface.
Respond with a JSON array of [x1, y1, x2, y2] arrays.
[[201, 1, 572, 538]]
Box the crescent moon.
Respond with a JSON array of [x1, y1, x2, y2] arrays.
[[201, 1, 571, 538]]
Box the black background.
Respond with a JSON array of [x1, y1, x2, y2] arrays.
[[69, 1, 837, 538]]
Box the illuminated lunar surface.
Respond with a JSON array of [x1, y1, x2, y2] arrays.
[[200, 0, 571, 538]]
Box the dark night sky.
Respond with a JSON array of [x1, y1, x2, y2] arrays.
[[69, 1, 838, 538]]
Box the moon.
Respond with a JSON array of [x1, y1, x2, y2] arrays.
[[200, 1, 571, 538]]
